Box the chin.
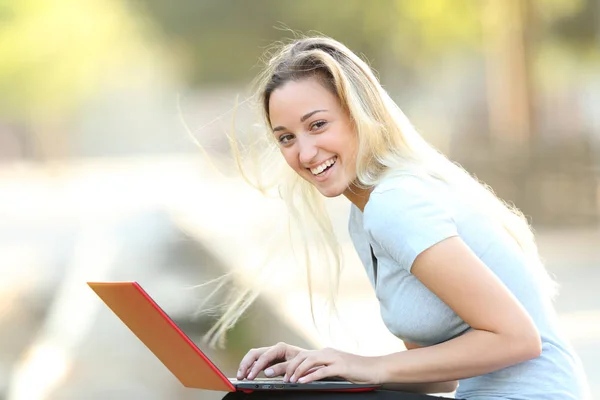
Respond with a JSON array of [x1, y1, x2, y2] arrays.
[[316, 185, 346, 198], [300, 173, 348, 198]]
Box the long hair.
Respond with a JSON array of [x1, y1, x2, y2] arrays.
[[203, 35, 556, 347]]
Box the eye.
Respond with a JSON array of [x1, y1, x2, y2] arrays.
[[278, 133, 295, 146], [310, 120, 327, 131]]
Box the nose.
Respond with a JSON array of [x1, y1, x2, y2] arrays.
[[297, 135, 318, 166]]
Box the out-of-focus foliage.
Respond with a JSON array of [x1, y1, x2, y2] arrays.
[[129, 0, 596, 85], [0, 0, 596, 116], [0, 0, 153, 118]]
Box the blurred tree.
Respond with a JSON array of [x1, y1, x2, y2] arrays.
[[127, 0, 484, 87], [129, 0, 597, 86], [0, 0, 153, 160], [479, 0, 593, 150], [478, 0, 598, 226], [2, 0, 594, 121]]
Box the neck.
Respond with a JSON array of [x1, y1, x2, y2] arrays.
[[343, 183, 372, 212]]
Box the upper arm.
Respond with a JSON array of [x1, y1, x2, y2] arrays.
[[366, 180, 540, 347], [410, 236, 541, 344], [403, 341, 423, 351]]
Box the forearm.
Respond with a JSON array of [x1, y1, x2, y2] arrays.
[[376, 329, 541, 384]]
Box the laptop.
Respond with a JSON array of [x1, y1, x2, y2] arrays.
[[87, 281, 380, 393]]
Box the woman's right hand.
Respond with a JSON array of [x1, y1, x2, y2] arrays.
[[237, 342, 306, 380]]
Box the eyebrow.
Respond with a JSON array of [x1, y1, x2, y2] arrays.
[[272, 109, 328, 132]]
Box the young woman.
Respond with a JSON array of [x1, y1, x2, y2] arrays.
[[216, 36, 589, 399]]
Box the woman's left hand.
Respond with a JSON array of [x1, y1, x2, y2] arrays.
[[284, 347, 380, 384]]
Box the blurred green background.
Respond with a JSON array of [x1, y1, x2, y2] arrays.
[[0, 1, 598, 399]]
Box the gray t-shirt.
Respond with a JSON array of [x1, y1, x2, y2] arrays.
[[348, 173, 589, 399]]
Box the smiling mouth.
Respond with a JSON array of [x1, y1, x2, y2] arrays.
[[309, 156, 337, 176]]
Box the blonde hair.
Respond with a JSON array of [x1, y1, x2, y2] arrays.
[[203, 35, 556, 347]]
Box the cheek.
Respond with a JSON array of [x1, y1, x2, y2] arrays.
[[333, 133, 357, 159], [345, 132, 359, 156], [337, 133, 359, 171], [280, 148, 301, 170]]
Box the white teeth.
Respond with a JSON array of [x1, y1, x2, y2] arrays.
[[310, 157, 336, 175]]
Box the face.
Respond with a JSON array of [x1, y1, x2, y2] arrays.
[[268, 77, 359, 198]]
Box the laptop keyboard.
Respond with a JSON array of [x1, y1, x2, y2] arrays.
[[229, 378, 351, 385]]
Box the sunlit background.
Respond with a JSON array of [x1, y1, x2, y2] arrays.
[[0, 0, 599, 399]]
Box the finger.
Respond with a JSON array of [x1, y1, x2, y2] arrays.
[[263, 361, 289, 378], [298, 366, 334, 384], [238, 361, 258, 380], [284, 356, 304, 382], [284, 353, 308, 382], [290, 357, 323, 383], [238, 348, 267, 379], [305, 365, 325, 375], [290, 365, 325, 382], [247, 345, 288, 380]]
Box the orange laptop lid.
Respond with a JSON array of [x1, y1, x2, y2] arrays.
[[87, 282, 235, 392]]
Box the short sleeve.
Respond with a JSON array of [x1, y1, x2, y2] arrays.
[[363, 176, 458, 272]]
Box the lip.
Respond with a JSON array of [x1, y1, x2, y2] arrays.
[[311, 160, 336, 182], [306, 156, 337, 170]]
